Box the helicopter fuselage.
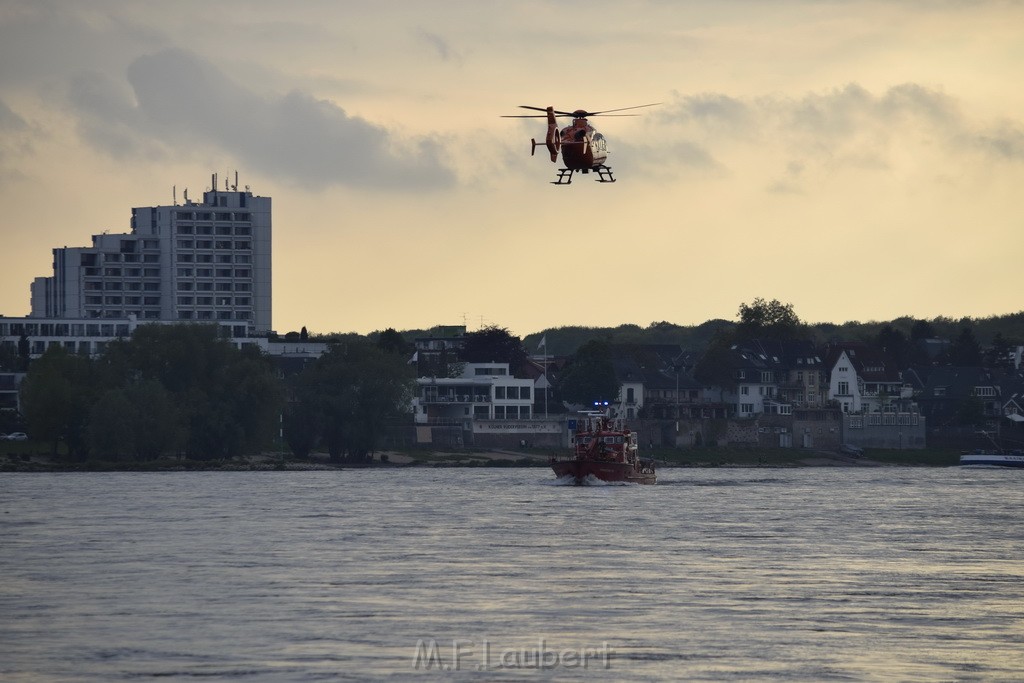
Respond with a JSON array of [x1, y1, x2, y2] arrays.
[[559, 119, 609, 170]]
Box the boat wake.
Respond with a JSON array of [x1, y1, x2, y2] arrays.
[[549, 474, 634, 487]]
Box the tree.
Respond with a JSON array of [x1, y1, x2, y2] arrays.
[[87, 383, 182, 461], [874, 324, 910, 369], [287, 341, 414, 461], [92, 324, 281, 460], [948, 327, 982, 366], [910, 319, 936, 341], [19, 346, 96, 458], [376, 327, 412, 355], [984, 332, 1017, 369], [462, 326, 528, 371], [555, 340, 619, 406], [735, 298, 807, 341]]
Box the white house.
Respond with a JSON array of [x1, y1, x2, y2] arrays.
[[825, 345, 908, 414], [413, 362, 534, 425]]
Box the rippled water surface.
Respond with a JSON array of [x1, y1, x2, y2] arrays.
[[2, 467, 1024, 681]]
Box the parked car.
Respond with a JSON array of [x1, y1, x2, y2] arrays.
[[5, 432, 28, 441], [840, 443, 863, 458]]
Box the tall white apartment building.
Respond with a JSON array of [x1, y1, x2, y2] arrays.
[[29, 176, 271, 337]]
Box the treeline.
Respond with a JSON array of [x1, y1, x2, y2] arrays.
[[364, 308, 1024, 359], [18, 325, 414, 462]]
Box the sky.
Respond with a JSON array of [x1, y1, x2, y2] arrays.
[[2, 0, 1023, 338]]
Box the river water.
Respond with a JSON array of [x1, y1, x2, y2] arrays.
[[2, 467, 1023, 681]]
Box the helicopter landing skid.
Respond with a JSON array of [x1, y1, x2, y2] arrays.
[[594, 165, 616, 183], [551, 166, 616, 185], [551, 168, 574, 185]]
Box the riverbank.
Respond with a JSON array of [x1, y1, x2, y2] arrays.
[[1, 446, 962, 472]]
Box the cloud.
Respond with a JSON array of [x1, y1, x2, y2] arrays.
[[416, 29, 462, 64], [0, 98, 36, 180], [0, 98, 28, 131], [972, 120, 1024, 162], [68, 48, 456, 190], [653, 82, 1024, 190]]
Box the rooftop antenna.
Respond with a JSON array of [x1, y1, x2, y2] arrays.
[[211, 173, 217, 193], [173, 185, 177, 206], [233, 170, 238, 191], [184, 188, 189, 204], [224, 171, 229, 191]]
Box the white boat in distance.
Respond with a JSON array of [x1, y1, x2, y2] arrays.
[[959, 451, 1024, 468]]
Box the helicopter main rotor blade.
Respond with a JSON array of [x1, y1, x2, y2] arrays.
[[584, 103, 662, 116], [514, 105, 580, 116], [502, 102, 661, 118]]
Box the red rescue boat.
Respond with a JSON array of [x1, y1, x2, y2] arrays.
[[551, 416, 656, 485]]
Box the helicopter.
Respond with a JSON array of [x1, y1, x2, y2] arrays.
[[502, 103, 660, 185]]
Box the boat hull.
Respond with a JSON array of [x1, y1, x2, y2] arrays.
[[551, 458, 656, 485], [959, 454, 1024, 468]]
